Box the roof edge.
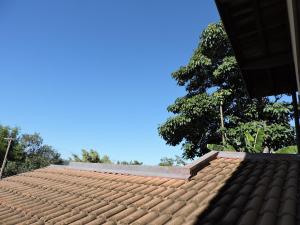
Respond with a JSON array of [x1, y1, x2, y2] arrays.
[[184, 151, 218, 176], [50, 162, 191, 179], [49, 151, 300, 180], [49, 151, 219, 180], [217, 151, 300, 160]]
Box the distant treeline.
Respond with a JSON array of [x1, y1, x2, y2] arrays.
[[0, 125, 63, 178]]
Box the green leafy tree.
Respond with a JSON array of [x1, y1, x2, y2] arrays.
[[71, 149, 112, 163], [0, 126, 24, 163], [275, 146, 297, 154], [117, 160, 143, 165], [207, 127, 265, 153], [101, 155, 112, 164], [244, 128, 265, 153], [159, 155, 186, 166], [20, 133, 43, 154], [82, 149, 100, 163], [158, 22, 295, 159], [0, 129, 63, 177], [159, 157, 174, 166], [71, 154, 81, 162], [24, 145, 63, 169], [71, 150, 143, 165]]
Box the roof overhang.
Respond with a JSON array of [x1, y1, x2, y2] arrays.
[[287, 0, 300, 93], [215, 0, 299, 97]]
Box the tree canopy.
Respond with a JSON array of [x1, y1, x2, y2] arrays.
[[159, 155, 187, 167], [117, 160, 143, 165], [0, 125, 63, 177], [70, 149, 143, 165], [158, 22, 295, 159], [70, 149, 112, 163]]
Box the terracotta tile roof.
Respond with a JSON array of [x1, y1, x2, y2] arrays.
[[0, 152, 299, 225]]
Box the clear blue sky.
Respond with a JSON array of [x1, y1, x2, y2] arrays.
[[0, 0, 220, 165]]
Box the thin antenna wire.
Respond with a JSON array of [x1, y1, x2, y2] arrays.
[[0, 137, 14, 179]]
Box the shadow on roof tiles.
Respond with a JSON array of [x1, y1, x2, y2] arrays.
[[188, 153, 299, 225]]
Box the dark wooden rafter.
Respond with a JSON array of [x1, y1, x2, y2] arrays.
[[243, 53, 293, 70], [216, 0, 300, 151], [215, 0, 298, 97], [216, 2, 243, 64], [252, 0, 269, 56], [287, 0, 300, 91], [236, 22, 286, 41]]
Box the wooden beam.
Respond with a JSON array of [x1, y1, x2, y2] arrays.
[[242, 53, 292, 70], [235, 22, 286, 41], [252, 0, 269, 56], [286, 0, 300, 92]]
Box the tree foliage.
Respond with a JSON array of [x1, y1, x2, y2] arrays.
[[71, 149, 144, 165], [70, 149, 112, 163], [159, 155, 187, 167], [158, 22, 295, 159], [208, 127, 266, 153], [0, 126, 63, 178], [117, 160, 143, 165], [275, 146, 297, 154]]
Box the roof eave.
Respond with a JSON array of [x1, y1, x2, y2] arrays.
[[287, 0, 300, 93]]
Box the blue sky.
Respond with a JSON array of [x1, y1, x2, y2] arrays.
[[0, 0, 220, 165]]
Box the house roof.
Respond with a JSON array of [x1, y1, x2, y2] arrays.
[[215, 0, 299, 97], [0, 152, 299, 225]]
